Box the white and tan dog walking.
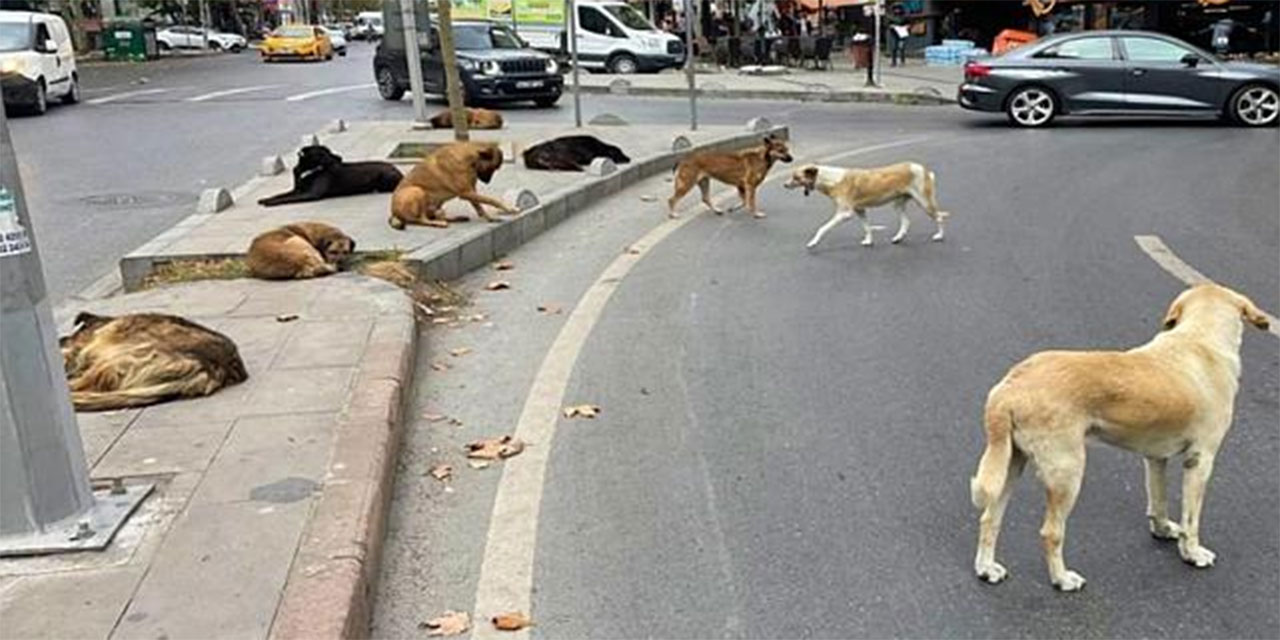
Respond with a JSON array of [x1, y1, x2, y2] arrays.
[[784, 161, 950, 249]]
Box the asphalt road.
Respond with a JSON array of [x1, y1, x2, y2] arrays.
[[372, 109, 1279, 637]]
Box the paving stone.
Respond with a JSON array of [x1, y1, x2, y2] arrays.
[[242, 367, 356, 415], [0, 567, 145, 639], [93, 421, 233, 478], [272, 319, 374, 369], [192, 413, 336, 505], [76, 410, 141, 466]]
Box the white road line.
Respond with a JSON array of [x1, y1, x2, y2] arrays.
[[468, 134, 942, 640], [185, 85, 281, 102], [86, 88, 169, 105], [283, 83, 375, 102], [1135, 234, 1279, 338]]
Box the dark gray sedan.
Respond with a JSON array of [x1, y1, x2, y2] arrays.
[[958, 30, 1280, 127]]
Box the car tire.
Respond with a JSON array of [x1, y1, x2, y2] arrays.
[[209, 41, 223, 52], [61, 73, 79, 105], [27, 79, 47, 116], [376, 66, 405, 101], [607, 53, 639, 74], [339, 48, 347, 57], [533, 96, 559, 108], [1228, 83, 1279, 127], [158, 40, 171, 52], [1005, 85, 1057, 128], [230, 44, 243, 53]]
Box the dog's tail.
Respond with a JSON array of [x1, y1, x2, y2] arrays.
[[925, 170, 950, 220], [970, 399, 1015, 510]]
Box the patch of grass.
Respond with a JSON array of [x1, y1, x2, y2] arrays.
[[140, 258, 249, 289], [388, 142, 447, 160]]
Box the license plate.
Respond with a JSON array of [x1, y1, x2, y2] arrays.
[[515, 80, 543, 89]]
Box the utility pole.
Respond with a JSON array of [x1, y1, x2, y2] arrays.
[[438, 0, 471, 141], [567, 0, 581, 127], [0, 105, 151, 558], [399, 0, 430, 128], [199, 0, 210, 49], [684, 0, 697, 130]]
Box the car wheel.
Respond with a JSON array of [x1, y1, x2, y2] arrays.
[[209, 41, 223, 52], [158, 40, 171, 52], [1005, 85, 1057, 128], [339, 48, 347, 57], [533, 96, 559, 108], [1229, 84, 1279, 127], [230, 44, 243, 53], [607, 53, 639, 74], [61, 73, 79, 105], [376, 66, 405, 100]]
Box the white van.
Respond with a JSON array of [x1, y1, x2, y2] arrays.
[[519, 1, 683, 74], [0, 11, 78, 115]]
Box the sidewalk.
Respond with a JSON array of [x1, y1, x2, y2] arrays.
[[575, 58, 963, 104]]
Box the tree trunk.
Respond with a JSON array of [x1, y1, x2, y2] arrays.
[[437, 0, 470, 142]]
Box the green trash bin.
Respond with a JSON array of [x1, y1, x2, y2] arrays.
[[103, 20, 159, 61]]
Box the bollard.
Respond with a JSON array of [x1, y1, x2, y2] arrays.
[[671, 135, 692, 152], [585, 157, 617, 176], [197, 188, 234, 214], [330, 119, 348, 133], [301, 133, 320, 147], [608, 78, 631, 95], [260, 155, 286, 177], [503, 188, 539, 212], [587, 113, 628, 127], [746, 117, 773, 132]]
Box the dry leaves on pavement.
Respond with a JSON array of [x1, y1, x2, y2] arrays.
[[485, 281, 511, 291], [420, 610, 471, 636], [430, 361, 451, 372], [493, 260, 515, 271], [625, 246, 642, 255], [449, 347, 472, 358], [427, 464, 453, 482], [468, 459, 491, 470], [491, 611, 533, 632], [563, 404, 601, 419], [275, 314, 300, 323], [536, 303, 563, 315], [466, 436, 526, 460]]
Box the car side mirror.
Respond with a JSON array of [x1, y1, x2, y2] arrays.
[[40, 38, 57, 53], [1181, 53, 1201, 68]]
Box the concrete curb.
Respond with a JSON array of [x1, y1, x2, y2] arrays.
[[574, 83, 955, 105], [269, 306, 418, 640]]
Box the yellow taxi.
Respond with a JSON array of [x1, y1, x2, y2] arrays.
[[261, 25, 333, 62]]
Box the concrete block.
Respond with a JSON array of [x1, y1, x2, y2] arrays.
[[671, 135, 692, 152], [417, 246, 461, 283], [588, 112, 628, 126], [301, 133, 320, 147], [93, 421, 234, 478], [0, 568, 145, 640], [607, 78, 631, 95], [330, 118, 347, 133], [242, 368, 356, 416], [541, 198, 569, 228], [490, 217, 520, 256], [261, 155, 286, 177], [746, 117, 773, 132], [457, 231, 494, 275], [586, 157, 617, 176], [513, 207, 546, 245], [190, 413, 334, 506], [272, 319, 374, 370], [197, 188, 233, 214], [504, 188, 539, 212]]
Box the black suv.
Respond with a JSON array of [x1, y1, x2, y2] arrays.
[[374, 20, 563, 107]]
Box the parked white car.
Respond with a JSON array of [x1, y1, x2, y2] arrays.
[[156, 26, 246, 52], [518, 1, 683, 74], [321, 26, 347, 56], [354, 11, 383, 40], [0, 10, 78, 115]]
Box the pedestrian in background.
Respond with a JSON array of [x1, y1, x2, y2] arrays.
[[890, 21, 908, 66]]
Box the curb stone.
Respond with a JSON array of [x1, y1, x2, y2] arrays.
[[574, 83, 954, 105]]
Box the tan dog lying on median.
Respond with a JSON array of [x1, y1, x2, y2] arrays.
[[667, 134, 792, 219], [971, 283, 1271, 592], [389, 141, 518, 230], [784, 162, 949, 249], [246, 222, 355, 279], [428, 107, 504, 130]]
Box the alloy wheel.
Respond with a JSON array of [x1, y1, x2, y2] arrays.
[[1008, 88, 1054, 127], [1235, 86, 1279, 127]]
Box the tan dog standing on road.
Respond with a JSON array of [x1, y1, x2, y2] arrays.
[[428, 107, 505, 130], [667, 134, 792, 219], [389, 141, 518, 230], [971, 283, 1271, 592], [783, 162, 949, 249], [246, 222, 355, 279]]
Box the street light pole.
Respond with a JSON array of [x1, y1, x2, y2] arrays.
[[567, 0, 582, 128], [399, 0, 430, 128], [684, 0, 697, 130]]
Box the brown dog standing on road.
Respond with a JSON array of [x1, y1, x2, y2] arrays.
[[389, 141, 518, 230], [667, 134, 792, 219], [971, 283, 1272, 592], [61, 312, 249, 412], [428, 107, 505, 130], [246, 222, 355, 279]]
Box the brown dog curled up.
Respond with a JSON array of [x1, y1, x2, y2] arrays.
[[429, 107, 504, 130], [246, 222, 355, 279], [389, 141, 518, 230], [61, 312, 249, 412]]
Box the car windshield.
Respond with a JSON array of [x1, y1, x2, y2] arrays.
[[0, 22, 31, 51], [454, 24, 523, 50], [603, 4, 656, 32], [275, 26, 313, 38]]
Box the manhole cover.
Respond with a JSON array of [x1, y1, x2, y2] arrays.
[[81, 191, 193, 209]]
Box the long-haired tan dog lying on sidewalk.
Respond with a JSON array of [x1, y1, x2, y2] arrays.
[[783, 162, 949, 249], [246, 222, 355, 280], [61, 312, 249, 412], [389, 141, 518, 230], [971, 283, 1271, 592], [667, 134, 792, 219], [428, 107, 504, 130]]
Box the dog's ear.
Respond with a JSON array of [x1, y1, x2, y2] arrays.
[[1238, 293, 1271, 331], [802, 166, 818, 197], [1162, 298, 1184, 330], [475, 146, 502, 184]]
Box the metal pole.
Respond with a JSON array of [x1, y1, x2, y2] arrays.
[[400, 0, 430, 128], [872, 0, 882, 86], [438, 0, 471, 141], [684, 0, 697, 130], [568, 0, 582, 128], [0, 105, 151, 557], [199, 0, 209, 49]]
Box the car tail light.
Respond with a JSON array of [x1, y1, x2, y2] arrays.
[[964, 61, 992, 80]]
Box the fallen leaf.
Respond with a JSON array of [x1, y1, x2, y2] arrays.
[[640, 194, 657, 202], [275, 314, 300, 323], [423, 413, 448, 422], [466, 436, 526, 460], [536, 303, 563, 315], [450, 347, 472, 357], [563, 404, 601, 419], [493, 260, 515, 271], [431, 317, 452, 325], [420, 610, 470, 636], [448, 417, 464, 426], [485, 281, 511, 291], [625, 246, 642, 255], [468, 460, 491, 470], [492, 611, 533, 631], [427, 464, 453, 481], [431, 361, 451, 372]]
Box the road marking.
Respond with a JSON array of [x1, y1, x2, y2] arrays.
[[469, 134, 942, 639], [283, 83, 375, 102], [1135, 234, 1279, 338], [185, 85, 281, 102], [86, 88, 169, 105]]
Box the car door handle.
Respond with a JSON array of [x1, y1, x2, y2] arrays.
[[1131, 68, 1146, 76]]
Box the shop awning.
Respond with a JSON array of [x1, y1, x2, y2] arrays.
[[797, 0, 875, 10]]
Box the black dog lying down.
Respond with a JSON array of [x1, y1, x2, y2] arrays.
[[522, 135, 631, 172], [259, 145, 404, 207]]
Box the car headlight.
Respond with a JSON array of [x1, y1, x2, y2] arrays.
[[459, 58, 478, 71], [545, 58, 558, 73], [480, 60, 502, 76], [0, 58, 24, 74]]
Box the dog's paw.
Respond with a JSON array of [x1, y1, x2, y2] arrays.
[[668, 211, 681, 219], [974, 561, 1008, 584], [753, 211, 767, 219], [1148, 518, 1182, 541], [1180, 543, 1216, 568], [1052, 570, 1087, 592], [931, 232, 945, 242], [861, 238, 875, 247], [891, 235, 905, 244]]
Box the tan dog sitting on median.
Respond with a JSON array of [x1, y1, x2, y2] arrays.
[[389, 141, 518, 230], [428, 107, 504, 130], [667, 134, 792, 219], [970, 283, 1271, 592], [246, 222, 355, 279], [783, 162, 949, 249]]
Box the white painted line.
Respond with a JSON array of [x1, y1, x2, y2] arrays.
[[86, 88, 169, 105], [283, 83, 375, 102], [468, 134, 942, 639], [1135, 234, 1279, 338], [185, 85, 281, 102]]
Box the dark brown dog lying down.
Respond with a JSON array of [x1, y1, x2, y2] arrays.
[[389, 141, 517, 230], [61, 312, 248, 412], [246, 222, 355, 279], [429, 107, 504, 130]]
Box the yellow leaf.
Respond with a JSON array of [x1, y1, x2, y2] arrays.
[[466, 436, 526, 460], [427, 464, 453, 481], [491, 611, 533, 631], [421, 610, 470, 636], [485, 281, 511, 291]]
